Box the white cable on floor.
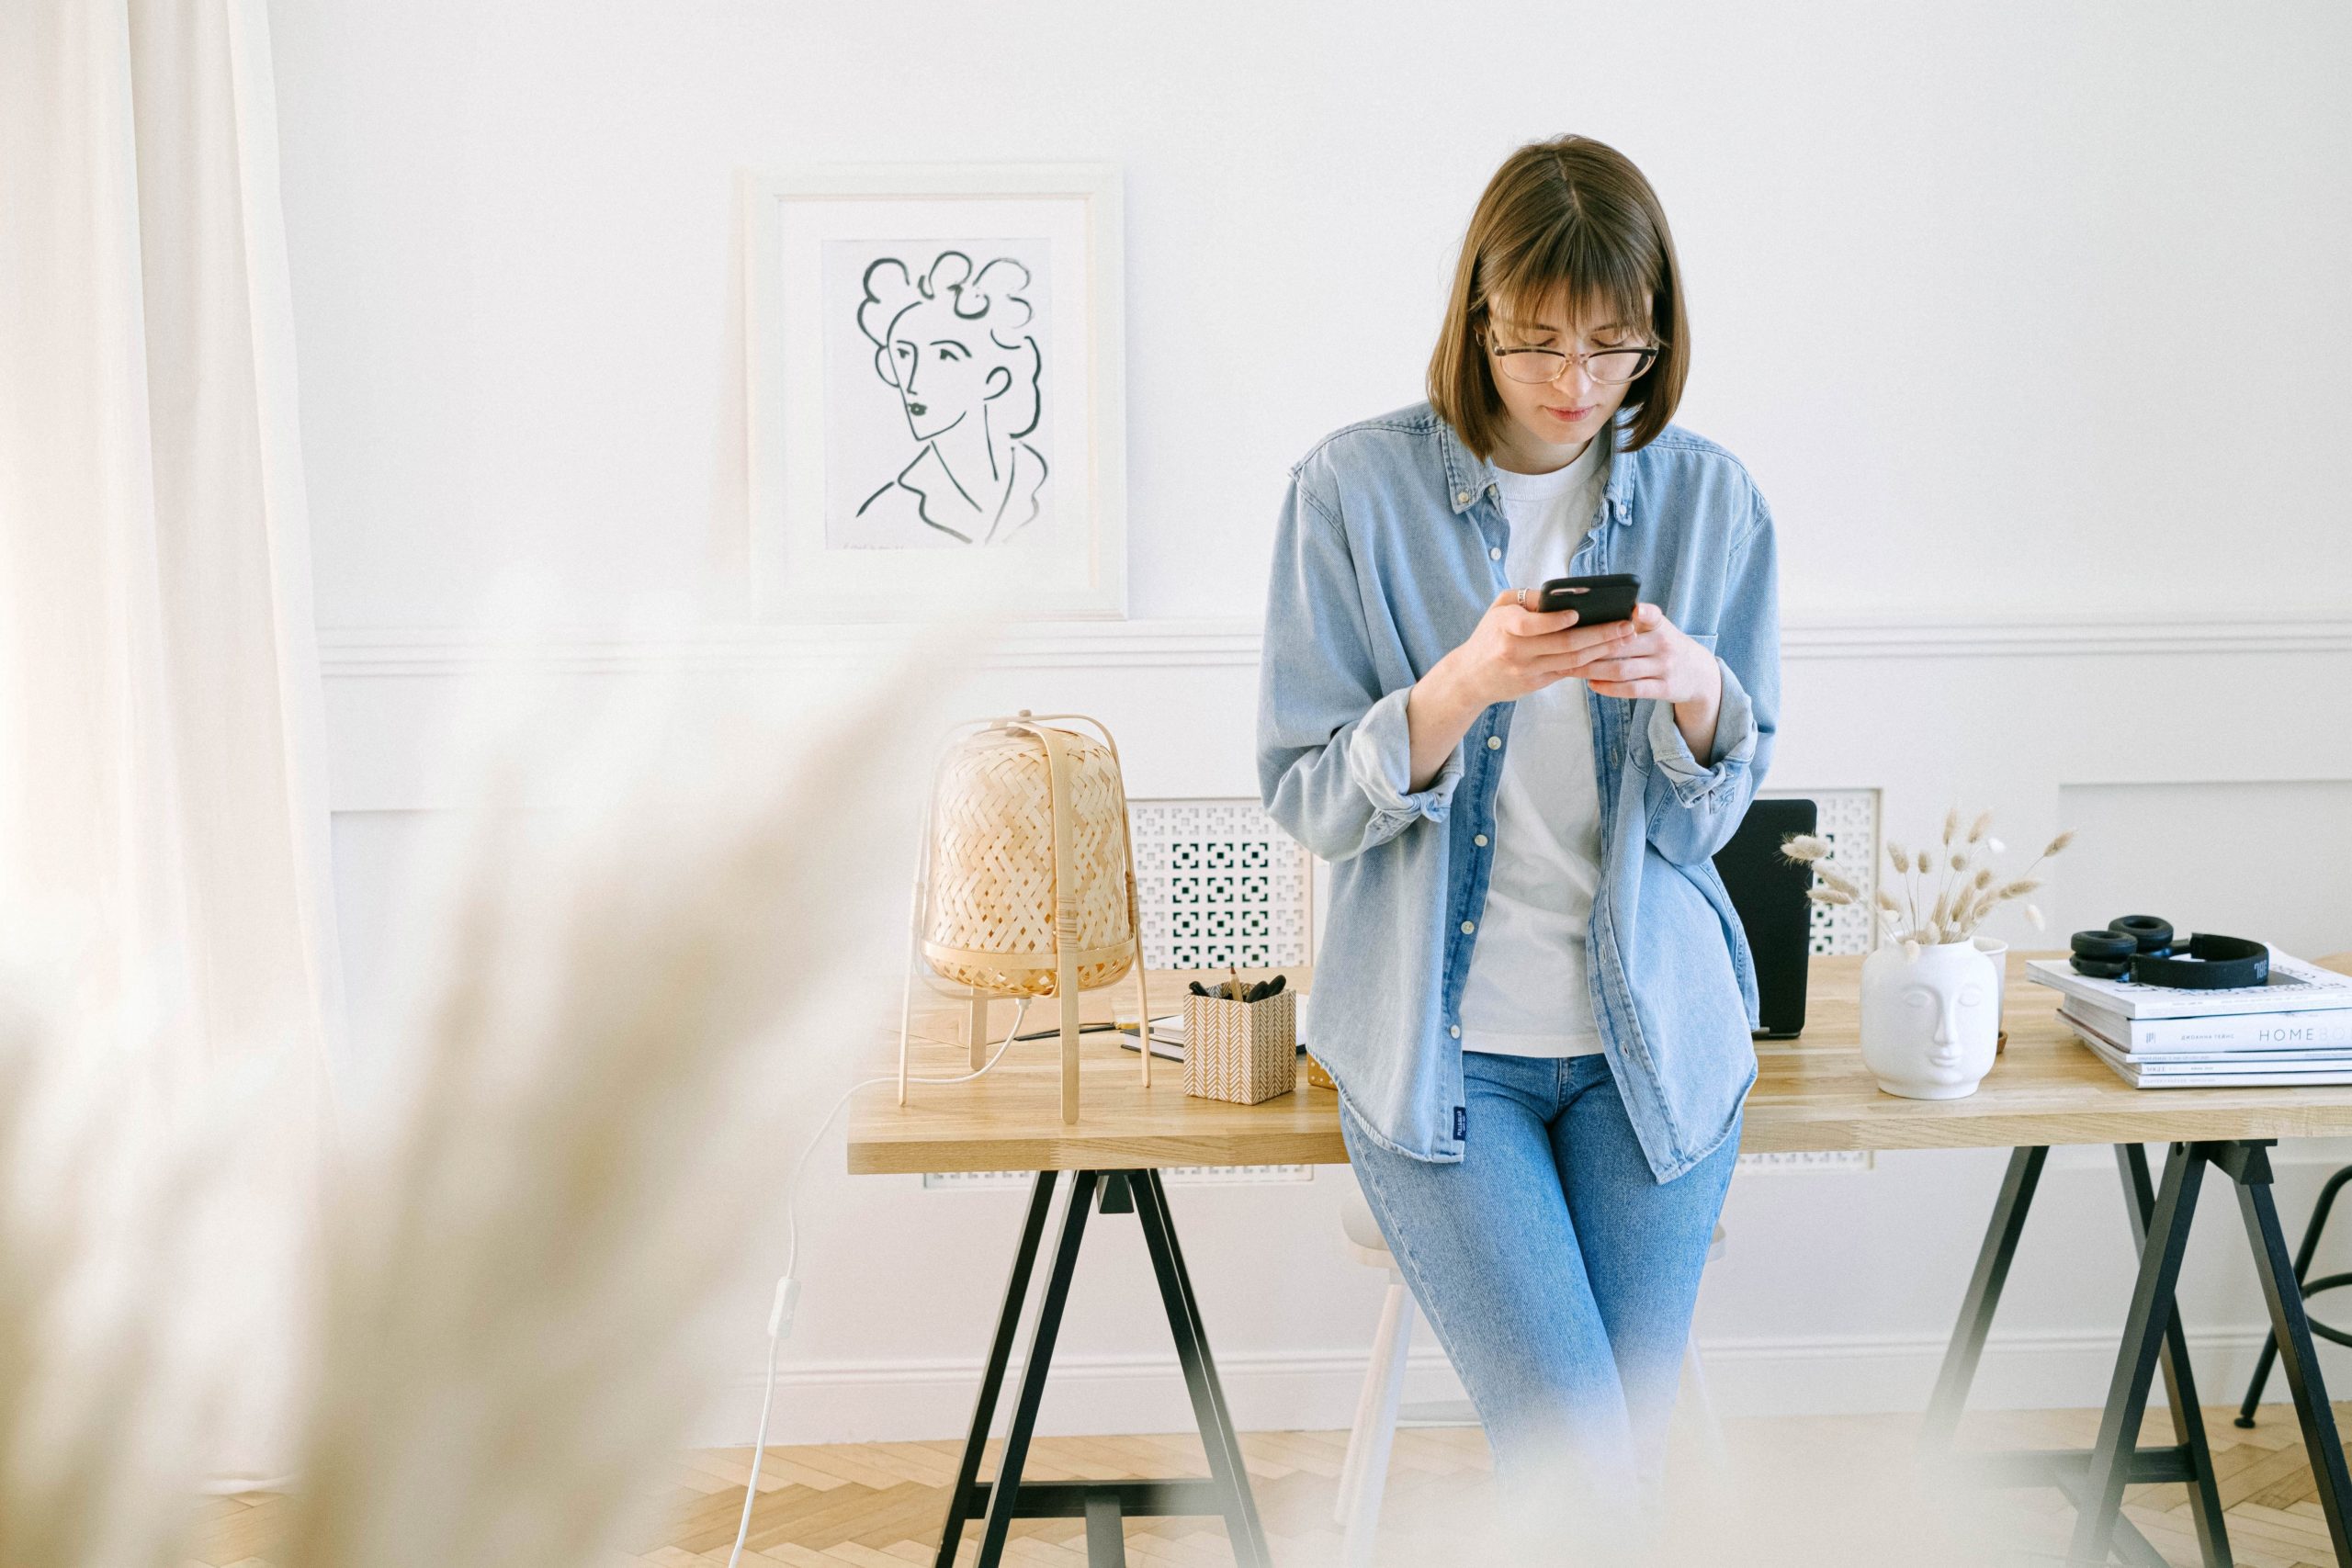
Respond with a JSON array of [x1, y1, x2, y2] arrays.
[[723, 997, 1032, 1568]]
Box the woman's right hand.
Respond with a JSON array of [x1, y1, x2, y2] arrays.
[[1437, 589, 1639, 707], [1402, 590, 1640, 790]]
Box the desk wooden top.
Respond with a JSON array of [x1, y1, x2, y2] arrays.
[[846, 953, 2352, 1175]]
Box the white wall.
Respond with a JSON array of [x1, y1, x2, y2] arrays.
[[271, 0, 2352, 1442]]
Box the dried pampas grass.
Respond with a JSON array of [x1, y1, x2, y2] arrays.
[[1778, 833, 1865, 915], [1876, 807, 2076, 953], [1779, 834, 1832, 864], [279, 647, 957, 1568], [0, 626, 973, 1568]]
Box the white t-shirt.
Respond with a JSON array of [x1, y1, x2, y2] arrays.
[[1455, 435, 1611, 1058]]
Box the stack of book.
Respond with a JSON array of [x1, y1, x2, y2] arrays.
[[2028, 948, 2352, 1088], [1116, 1013, 1188, 1062]]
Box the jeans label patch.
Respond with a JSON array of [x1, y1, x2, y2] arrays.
[[1453, 1105, 1467, 1140]]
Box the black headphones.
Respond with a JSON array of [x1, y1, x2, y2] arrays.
[[2070, 915, 2269, 989]]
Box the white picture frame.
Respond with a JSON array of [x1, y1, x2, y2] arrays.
[[742, 163, 1126, 621]]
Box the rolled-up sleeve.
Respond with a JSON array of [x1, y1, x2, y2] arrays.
[[1643, 493, 1781, 866], [1346, 683, 1464, 828], [1258, 470, 1462, 863]]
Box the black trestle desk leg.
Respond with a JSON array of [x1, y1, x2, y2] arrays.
[[1923, 1145, 2049, 1453], [935, 1170, 1059, 1568], [2119, 1143, 2233, 1568], [1084, 1492, 1127, 1567], [2239, 1164, 2352, 1427], [2070, 1141, 2206, 1565], [2222, 1141, 2352, 1565], [1133, 1168, 1272, 1568], [977, 1168, 1098, 1568], [1099, 1171, 1135, 1214]]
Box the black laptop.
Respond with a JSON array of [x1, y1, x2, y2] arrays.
[[1711, 797, 1817, 1038]]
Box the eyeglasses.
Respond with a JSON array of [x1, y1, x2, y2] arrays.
[[1484, 333, 1660, 386]]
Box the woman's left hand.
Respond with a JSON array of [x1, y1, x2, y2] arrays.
[[1566, 604, 1722, 704]]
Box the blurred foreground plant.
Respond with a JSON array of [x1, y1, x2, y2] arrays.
[[1, 637, 958, 1567]]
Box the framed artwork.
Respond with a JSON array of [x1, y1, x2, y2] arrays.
[[742, 163, 1126, 621]]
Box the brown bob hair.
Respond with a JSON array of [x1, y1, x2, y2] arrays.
[[1428, 135, 1689, 459]]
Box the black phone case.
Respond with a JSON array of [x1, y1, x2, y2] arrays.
[[1534, 573, 1640, 622]]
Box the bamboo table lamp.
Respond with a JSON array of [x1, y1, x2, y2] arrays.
[[899, 710, 1153, 1123]]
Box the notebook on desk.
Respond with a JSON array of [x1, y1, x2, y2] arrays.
[[1712, 797, 1818, 1039]]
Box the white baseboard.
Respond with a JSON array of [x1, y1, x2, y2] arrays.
[[697, 1325, 2339, 1449], [698, 1346, 1469, 1449], [1692, 1325, 2306, 1421]]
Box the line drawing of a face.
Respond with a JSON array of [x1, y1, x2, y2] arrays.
[[851, 250, 1048, 546]]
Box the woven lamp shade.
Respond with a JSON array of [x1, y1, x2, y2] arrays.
[[903, 712, 1153, 1124], [922, 724, 1138, 996]]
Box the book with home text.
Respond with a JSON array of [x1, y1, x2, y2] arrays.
[[2059, 995, 2352, 1053]]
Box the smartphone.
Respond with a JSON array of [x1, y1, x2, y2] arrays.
[[1534, 572, 1641, 624]]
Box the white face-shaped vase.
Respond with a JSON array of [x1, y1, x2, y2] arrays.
[[1860, 940, 2001, 1100]]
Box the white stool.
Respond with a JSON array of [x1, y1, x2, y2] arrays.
[[1332, 1189, 1727, 1566]]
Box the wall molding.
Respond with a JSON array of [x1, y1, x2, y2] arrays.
[[317, 611, 2352, 680], [699, 1323, 2341, 1449]]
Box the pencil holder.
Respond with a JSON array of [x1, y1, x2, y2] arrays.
[[1182, 988, 1298, 1105]]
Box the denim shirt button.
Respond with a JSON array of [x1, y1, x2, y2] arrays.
[[1454, 490, 1471, 505], [1486, 736, 1502, 750], [1461, 919, 1476, 934], [1488, 547, 1501, 560], [1474, 833, 1488, 847], [1448, 1024, 1462, 1038]]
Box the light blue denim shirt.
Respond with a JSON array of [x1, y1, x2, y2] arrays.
[[1257, 401, 1781, 1181]]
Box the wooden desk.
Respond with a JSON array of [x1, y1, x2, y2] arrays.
[[854, 953, 2352, 1568], [1752, 952, 2352, 1153], [856, 954, 2352, 1168]]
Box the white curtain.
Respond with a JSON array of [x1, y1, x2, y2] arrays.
[[0, 0, 339, 1483], [0, 0, 339, 1086]]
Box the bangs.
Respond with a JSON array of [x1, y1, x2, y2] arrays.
[[1483, 217, 1659, 342]]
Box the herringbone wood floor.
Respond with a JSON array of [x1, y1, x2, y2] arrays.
[[189, 1404, 2352, 1567]]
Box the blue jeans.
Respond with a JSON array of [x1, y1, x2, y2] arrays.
[[1340, 1050, 1739, 1506]]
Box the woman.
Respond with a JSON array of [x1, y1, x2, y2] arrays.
[[1256, 135, 1781, 1519]]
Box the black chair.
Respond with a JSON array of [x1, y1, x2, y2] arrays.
[[2237, 1163, 2352, 1425], [1712, 795, 1820, 1039]]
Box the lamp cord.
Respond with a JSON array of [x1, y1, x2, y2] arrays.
[[723, 998, 1031, 1568]]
